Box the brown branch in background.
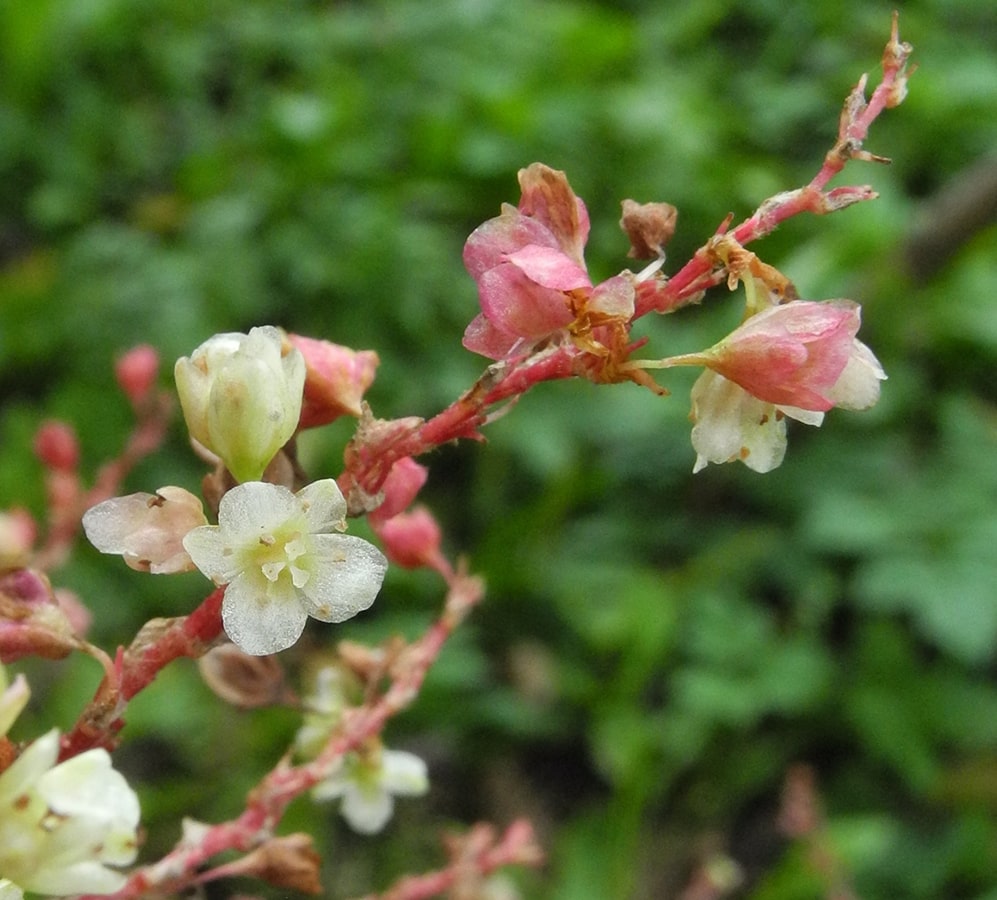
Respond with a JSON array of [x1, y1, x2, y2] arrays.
[[903, 154, 997, 283]]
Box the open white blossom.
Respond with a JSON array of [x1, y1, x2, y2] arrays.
[[0, 667, 140, 897], [182, 479, 388, 655], [312, 748, 429, 834], [690, 370, 824, 474]]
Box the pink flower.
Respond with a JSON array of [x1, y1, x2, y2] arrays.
[[462, 163, 633, 359], [699, 300, 885, 412]]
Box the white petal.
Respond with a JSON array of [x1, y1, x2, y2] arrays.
[[311, 766, 349, 803], [689, 371, 788, 473], [381, 750, 429, 797], [778, 405, 825, 426], [82, 494, 155, 553], [0, 729, 59, 806], [301, 535, 387, 623], [221, 572, 308, 655], [826, 339, 887, 410], [0, 672, 30, 738], [217, 481, 300, 543], [38, 749, 140, 833], [182, 526, 238, 583], [341, 784, 394, 834], [296, 479, 347, 533], [0, 879, 24, 900], [21, 860, 127, 896]]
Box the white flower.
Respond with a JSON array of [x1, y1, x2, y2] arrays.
[[0, 729, 140, 896], [182, 479, 388, 656], [82, 486, 207, 574], [689, 370, 824, 474], [312, 748, 429, 834], [0, 667, 29, 739], [174, 326, 306, 483], [0, 880, 23, 900]]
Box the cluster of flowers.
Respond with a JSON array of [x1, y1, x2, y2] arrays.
[[0, 22, 910, 886]]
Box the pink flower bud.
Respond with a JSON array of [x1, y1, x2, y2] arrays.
[[0, 509, 37, 571], [374, 507, 442, 569], [115, 344, 159, 405], [289, 334, 379, 428], [368, 457, 428, 525], [0, 568, 80, 661], [33, 421, 79, 471]]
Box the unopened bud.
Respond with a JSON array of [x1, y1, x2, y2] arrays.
[[34, 421, 79, 471], [174, 326, 305, 483], [373, 507, 442, 569], [0, 568, 80, 661], [368, 457, 428, 524], [0, 509, 37, 571], [289, 334, 379, 428], [115, 344, 160, 406]]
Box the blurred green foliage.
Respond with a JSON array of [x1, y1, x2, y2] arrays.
[[2, 0, 997, 897]]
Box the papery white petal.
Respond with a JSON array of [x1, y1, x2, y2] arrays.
[[301, 535, 388, 623], [221, 572, 308, 656], [690, 371, 787, 473], [38, 749, 140, 839], [297, 479, 347, 533], [217, 482, 300, 542], [0, 879, 24, 900], [21, 859, 126, 896], [778, 405, 825, 426], [310, 765, 349, 802], [182, 526, 239, 584], [827, 339, 887, 410], [0, 730, 59, 806], [380, 750, 429, 796], [0, 671, 30, 739], [340, 784, 394, 835]]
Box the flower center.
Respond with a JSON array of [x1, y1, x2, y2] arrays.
[[257, 530, 311, 589]]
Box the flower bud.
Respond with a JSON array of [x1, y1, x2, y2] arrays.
[[288, 334, 379, 428], [115, 344, 159, 406], [368, 457, 429, 525], [374, 507, 442, 569], [33, 421, 79, 472], [174, 327, 305, 483]]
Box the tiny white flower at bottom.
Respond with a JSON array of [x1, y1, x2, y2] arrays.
[[312, 749, 429, 834]]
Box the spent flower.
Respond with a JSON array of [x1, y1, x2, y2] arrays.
[[182, 479, 388, 655], [83, 486, 208, 574], [174, 326, 306, 483], [462, 163, 635, 359]]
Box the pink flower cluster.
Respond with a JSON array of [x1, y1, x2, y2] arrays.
[[462, 163, 635, 360]]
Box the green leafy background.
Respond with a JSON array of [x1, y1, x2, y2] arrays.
[[2, 1, 996, 897]]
